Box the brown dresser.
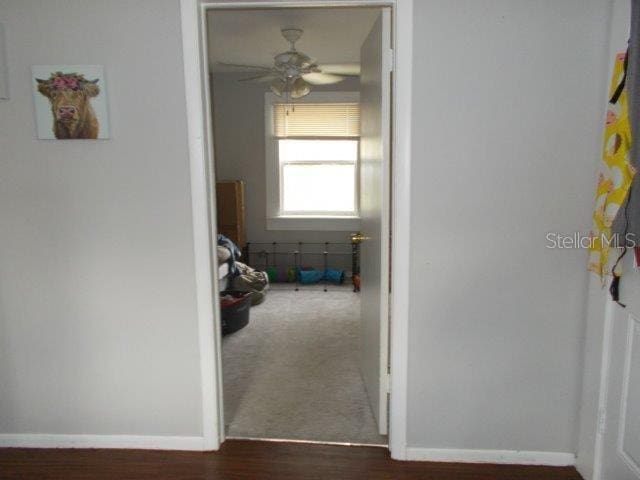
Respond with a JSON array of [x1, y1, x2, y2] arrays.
[[216, 180, 246, 249]]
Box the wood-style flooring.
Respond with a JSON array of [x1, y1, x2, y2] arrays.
[[0, 439, 583, 480]]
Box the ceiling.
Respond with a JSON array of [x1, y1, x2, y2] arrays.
[[207, 7, 381, 73]]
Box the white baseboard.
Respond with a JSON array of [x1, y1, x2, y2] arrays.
[[405, 447, 576, 466], [0, 435, 576, 467], [0, 434, 206, 451]]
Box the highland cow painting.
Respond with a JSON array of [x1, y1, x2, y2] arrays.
[[32, 65, 109, 139]]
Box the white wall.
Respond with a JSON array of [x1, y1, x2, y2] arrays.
[[577, 2, 630, 476], [0, 0, 618, 458], [0, 0, 203, 440], [407, 0, 612, 455]]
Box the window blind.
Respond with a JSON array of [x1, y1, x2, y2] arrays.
[[273, 103, 360, 138]]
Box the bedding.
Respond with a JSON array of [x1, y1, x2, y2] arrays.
[[231, 261, 269, 305], [217, 246, 232, 291], [218, 262, 230, 291], [216, 236, 269, 302], [217, 234, 242, 277]]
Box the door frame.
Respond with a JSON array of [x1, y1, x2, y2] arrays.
[[180, 0, 414, 459]]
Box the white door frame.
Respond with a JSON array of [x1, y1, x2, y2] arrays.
[[591, 297, 615, 480], [180, 0, 413, 459]]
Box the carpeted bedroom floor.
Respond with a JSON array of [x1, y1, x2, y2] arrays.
[[221, 285, 387, 445]]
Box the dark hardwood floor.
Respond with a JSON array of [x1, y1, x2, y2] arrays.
[[0, 439, 583, 480]]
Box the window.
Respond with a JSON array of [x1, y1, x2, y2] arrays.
[[280, 139, 358, 214], [266, 93, 361, 231]]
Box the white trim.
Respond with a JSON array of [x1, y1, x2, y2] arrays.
[[592, 297, 616, 480], [189, 0, 412, 459], [202, 0, 394, 7], [0, 434, 205, 451], [200, 2, 227, 446], [267, 215, 361, 231], [388, 0, 412, 461], [405, 448, 576, 466], [180, 0, 222, 451]]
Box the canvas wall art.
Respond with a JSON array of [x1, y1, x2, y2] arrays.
[[32, 65, 110, 139]]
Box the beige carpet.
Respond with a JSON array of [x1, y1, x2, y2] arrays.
[[222, 285, 387, 445]]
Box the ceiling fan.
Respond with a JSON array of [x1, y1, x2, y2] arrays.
[[217, 28, 360, 100]]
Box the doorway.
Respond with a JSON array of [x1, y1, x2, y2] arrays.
[[208, 5, 390, 445], [179, 0, 413, 457]]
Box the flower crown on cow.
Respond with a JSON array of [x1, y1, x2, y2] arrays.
[[36, 72, 99, 97]]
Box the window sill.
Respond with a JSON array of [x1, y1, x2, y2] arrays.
[[266, 215, 361, 232]]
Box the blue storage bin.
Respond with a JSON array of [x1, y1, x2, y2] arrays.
[[298, 269, 324, 284], [324, 269, 345, 284]]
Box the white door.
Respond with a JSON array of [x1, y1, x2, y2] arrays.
[[599, 270, 640, 480], [358, 8, 391, 436]]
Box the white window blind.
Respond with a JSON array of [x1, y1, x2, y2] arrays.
[[273, 103, 360, 138]]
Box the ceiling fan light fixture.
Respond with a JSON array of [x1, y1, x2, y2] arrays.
[[290, 77, 311, 99], [275, 51, 312, 69], [226, 27, 358, 99]]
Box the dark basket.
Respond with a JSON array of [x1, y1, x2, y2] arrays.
[[220, 290, 251, 335]]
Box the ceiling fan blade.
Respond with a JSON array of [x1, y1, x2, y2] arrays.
[[216, 62, 273, 71], [302, 72, 346, 85], [270, 78, 286, 97], [319, 63, 361, 76], [238, 73, 280, 83]]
